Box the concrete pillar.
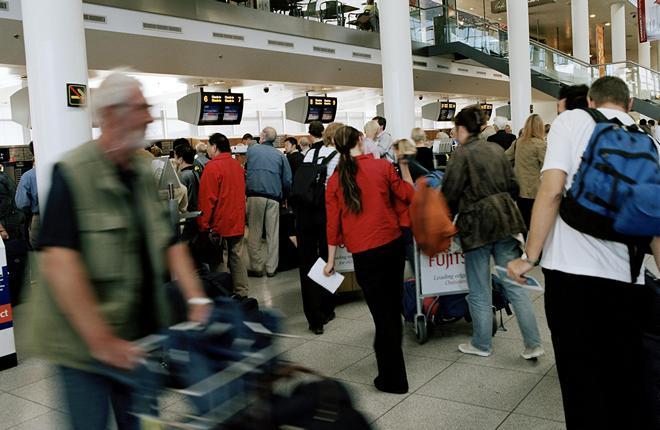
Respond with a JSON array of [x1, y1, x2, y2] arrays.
[[611, 2, 626, 63], [639, 41, 651, 69], [19, 78, 31, 145], [21, 0, 92, 205], [379, 0, 416, 140], [571, 0, 590, 63], [506, 0, 532, 133]]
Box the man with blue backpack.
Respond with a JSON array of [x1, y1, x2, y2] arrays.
[[508, 76, 660, 429]]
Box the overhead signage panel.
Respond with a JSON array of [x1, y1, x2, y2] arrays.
[[491, 0, 556, 14]]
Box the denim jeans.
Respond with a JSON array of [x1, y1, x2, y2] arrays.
[[464, 237, 542, 352], [59, 365, 158, 430]]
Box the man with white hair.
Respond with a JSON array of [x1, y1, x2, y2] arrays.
[[245, 126, 292, 277], [487, 116, 516, 150], [31, 73, 211, 429]]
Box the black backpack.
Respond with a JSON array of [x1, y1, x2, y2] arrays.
[[290, 146, 337, 208]]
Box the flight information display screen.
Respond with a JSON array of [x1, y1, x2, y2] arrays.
[[306, 96, 337, 124], [438, 102, 457, 121], [480, 103, 494, 121], [198, 92, 244, 125]]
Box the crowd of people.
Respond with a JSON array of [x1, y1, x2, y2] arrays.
[[3, 72, 656, 429]]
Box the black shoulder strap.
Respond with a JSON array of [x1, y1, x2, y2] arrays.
[[311, 146, 322, 164], [321, 150, 338, 166], [580, 107, 610, 124]]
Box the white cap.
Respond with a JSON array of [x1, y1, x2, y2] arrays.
[[493, 116, 508, 129]]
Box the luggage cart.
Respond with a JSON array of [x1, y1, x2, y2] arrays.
[[411, 242, 503, 344]]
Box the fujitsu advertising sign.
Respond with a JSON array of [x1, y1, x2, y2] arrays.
[[420, 250, 469, 296]]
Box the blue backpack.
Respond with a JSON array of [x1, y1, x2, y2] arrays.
[[559, 108, 660, 280]]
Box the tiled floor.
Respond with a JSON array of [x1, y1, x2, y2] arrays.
[[0, 267, 566, 429]]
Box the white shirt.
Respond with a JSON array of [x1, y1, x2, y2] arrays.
[[375, 131, 394, 162], [303, 144, 339, 185], [541, 108, 647, 284]]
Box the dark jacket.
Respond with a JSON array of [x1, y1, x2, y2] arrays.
[[487, 130, 517, 151], [441, 136, 525, 251]]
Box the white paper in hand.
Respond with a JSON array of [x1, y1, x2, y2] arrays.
[[308, 258, 344, 294]]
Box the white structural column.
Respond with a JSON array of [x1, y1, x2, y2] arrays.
[[506, 0, 532, 133], [611, 2, 626, 62], [21, 0, 92, 206], [378, 0, 415, 140], [19, 78, 31, 145], [571, 0, 590, 62], [639, 40, 651, 69]]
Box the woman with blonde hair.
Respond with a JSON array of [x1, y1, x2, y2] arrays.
[[362, 120, 381, 158], [411, 127, 434, 171], [505, 113, 546, 228]]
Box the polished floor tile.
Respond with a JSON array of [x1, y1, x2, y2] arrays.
[[10, 376, 67, 412], [335, 353, 452, 392], [417, 362, 542, 411], [515, 376, 566, 422], [7, 410, 70, 430], [0, 393, 49, 430], [341, 381, 409, 424], [280, 340, 371, 376], [498, 413, 566, 430], [374, 394, 509, 430], [0, 359, 58, 393], [0, 262, 574, 429]]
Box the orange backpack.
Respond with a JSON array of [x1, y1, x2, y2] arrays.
[[409, 174, 457, 256]]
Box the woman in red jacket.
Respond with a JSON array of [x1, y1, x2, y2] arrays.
[[324, 126, 414, 394]]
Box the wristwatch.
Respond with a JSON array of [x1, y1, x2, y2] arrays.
[[521, 252, 540, 267], [187, 297, 213, 306]]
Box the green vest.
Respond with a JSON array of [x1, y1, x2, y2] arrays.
[[29, 141, 173, 370]]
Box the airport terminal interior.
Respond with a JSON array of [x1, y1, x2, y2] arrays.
[[0, 0, 659, 429]]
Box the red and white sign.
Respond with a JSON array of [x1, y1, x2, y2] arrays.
[[639, 0, 660, 43], [334, 245, 354, 273], [420, 250, 469, 296]]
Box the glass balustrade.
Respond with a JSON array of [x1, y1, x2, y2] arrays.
[[410, 4, 660, 101]]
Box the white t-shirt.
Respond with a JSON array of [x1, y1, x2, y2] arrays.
[[303, 144, 339, 185], [541, 108, 647, 284]]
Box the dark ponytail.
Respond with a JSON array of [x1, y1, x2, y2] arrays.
[[334, 126, 362, 214], [454, 105, 485, 136]]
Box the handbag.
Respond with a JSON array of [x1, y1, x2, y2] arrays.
[[192, 229, 223, 266]]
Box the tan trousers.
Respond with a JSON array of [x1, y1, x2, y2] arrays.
[[246, 196, 280, 274], [225, 235, 249, 297]]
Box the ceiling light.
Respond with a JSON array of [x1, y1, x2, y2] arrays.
[[589, 14, 595, 18], [469, 7, 474, 10], [321, 87, 332, 91], [605, 22, 611, 26], [213, 81, 225, 84]]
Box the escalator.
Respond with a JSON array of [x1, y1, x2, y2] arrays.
[[410, 5, 660, 119]]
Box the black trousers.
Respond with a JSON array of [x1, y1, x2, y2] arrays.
[[353, 239, 408, 389], [296, 208, 336, 328], [543, 269, 648, 429], [517, 197, 534, 231]]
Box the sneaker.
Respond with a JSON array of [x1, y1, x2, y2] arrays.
[[458, 343, 492, 357], [521, 346, 545, 360], [266, 271, 277, 278], [247, 270, 263, 278]]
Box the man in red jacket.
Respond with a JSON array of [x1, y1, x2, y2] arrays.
[[197, 133, 249, 297]]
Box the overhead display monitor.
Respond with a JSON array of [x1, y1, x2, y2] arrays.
[[286, 96, 338, 124], [421, 101, 457, 122], [177, 91, 244, 126], [480, 103, 494, 121]]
